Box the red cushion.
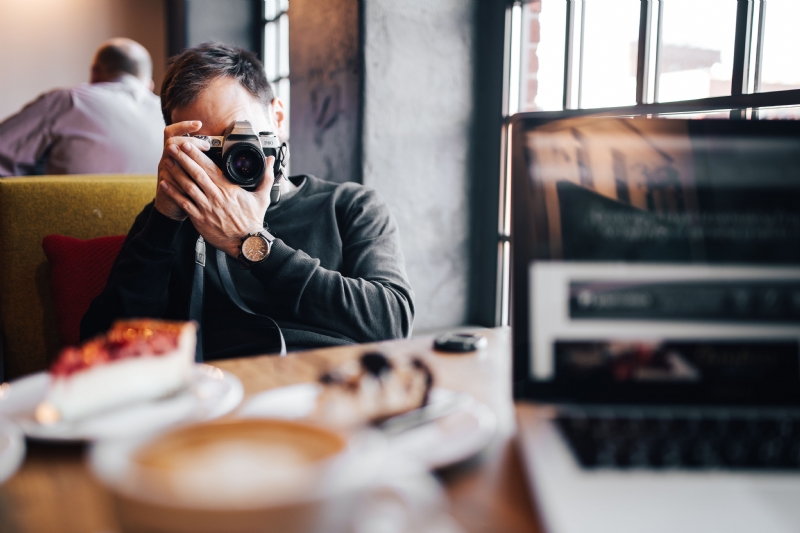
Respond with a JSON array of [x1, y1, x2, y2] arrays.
[[42, 234, 126, 347]]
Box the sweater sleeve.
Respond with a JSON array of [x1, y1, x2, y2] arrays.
[[0, 90, 69, 176], [252, 188, 415, 342], [79, 202, 185, 340]]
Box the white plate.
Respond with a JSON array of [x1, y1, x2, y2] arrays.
[[0, 413, 25, 484], [0, 364, 243, 442], [237, 384, 497, 470]]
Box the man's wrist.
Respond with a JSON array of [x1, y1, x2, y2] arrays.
[[224, 224, 261, 258], [239, 223, 265, 249]]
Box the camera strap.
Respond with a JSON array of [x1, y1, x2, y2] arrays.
[[187, 236, 287, 359], [270, 142, 289, 205], [216, 248, 287, 356], [189, 236, 206, 363]]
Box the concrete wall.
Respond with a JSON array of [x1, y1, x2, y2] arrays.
[[0, 0, 165, 122], [289, 0, 362, 184], [362, 0, 475, 333]]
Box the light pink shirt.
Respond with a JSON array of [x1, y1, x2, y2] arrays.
[[0, 75, 164, 176]]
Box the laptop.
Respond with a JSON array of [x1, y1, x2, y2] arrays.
[[511, 115, 800, 533]]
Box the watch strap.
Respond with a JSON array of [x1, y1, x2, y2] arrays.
[[257, 228, 276, 244]]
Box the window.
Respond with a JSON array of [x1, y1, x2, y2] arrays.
[[757, 1, 800, 93], [520, 1, 565, 111], [579, 0, 640, 108], [510, 0, 800, 114], [518, 1, 641, 110], [263, 0, 290, 136], [656, 0, 737, 102]]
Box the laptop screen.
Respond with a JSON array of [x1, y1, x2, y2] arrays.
[[511, 116, 800, 405]]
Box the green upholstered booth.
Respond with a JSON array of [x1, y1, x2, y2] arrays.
[[0, 175, 157, 381]]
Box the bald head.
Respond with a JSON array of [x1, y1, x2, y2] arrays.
[[91, 38, 153, 89]]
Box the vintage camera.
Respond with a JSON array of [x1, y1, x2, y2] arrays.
[[192, 120, 288, 195]]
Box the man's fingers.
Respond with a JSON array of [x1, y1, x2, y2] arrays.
[[254, 156, 276, 191], [179, 141, 221, 176], [163, 120, 203, 143], [157, 167, 188, 196], [160, 121, 209, 181], [167, 143, 222, 205], [165, 135, 210, 152], [252, 155, 276, 201], [160, 180, 201, 219], [157, 167, 175, 186], [175, 140, 234, 195], [158, 160, 190, 191], [164, 146, 214, 210]]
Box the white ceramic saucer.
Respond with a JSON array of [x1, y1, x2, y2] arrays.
[[0, 364, 243, 442], [237, 384, 497, 470]]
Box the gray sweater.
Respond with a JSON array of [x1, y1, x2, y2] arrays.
[[81, 175, 415, 359]]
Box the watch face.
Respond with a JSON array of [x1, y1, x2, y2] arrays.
[[242, 235, 269, 262]]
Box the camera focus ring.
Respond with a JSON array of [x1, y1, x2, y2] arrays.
[[224, 143, 266, 188]]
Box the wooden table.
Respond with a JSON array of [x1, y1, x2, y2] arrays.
[[0, 328, 542, 533]]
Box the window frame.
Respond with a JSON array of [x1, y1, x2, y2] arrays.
[[508, 0, 798, 116], [258, 0, 290, 141], [260, 0, 289, 89]]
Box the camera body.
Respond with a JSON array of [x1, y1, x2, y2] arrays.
[[192, 120, 287, 191]]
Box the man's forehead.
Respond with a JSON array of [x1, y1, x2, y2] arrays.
[[171, 78, 270, 133]]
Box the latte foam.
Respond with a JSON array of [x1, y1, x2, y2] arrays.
[[129, 419, 347, 507]]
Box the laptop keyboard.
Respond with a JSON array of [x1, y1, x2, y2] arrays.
[[556, 412, 800, 470]]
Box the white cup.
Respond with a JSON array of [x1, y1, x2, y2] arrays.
[[88, 418, 455, 533]]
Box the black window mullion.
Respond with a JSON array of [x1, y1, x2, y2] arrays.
[[276, 13, 282, 84], [563, 0, 578, 110], [577, 0, 586, 108], [255, 0, 266, 64], [752, 0, 766, 93], [652, 0, 664, 103], [731, 0, 754, 96], [635, 0, 652, 105]]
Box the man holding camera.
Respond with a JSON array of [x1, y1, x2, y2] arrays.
[[81, 43, 414, 359]]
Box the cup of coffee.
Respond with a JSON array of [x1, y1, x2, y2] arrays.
[[89, 418, 386, 533]]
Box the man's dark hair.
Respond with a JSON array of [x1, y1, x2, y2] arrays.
[[160, 42, 275, 125]]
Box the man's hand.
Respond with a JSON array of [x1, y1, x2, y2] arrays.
[[155, 121, 210, 221], [159, 139, 275, 257]]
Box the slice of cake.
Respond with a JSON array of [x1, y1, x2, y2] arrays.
[[36, 319, 197, 424], [314, 352, 434, 427]]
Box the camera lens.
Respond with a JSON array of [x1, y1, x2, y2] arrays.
[[224, 144, 266, 187]]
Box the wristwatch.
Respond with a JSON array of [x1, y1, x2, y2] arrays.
[[238, 228, 275, 268]]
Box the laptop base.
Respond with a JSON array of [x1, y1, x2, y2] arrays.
[[517, 403, 800, 533]]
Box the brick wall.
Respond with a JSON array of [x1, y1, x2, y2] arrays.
[[520, 0, 542, 111]]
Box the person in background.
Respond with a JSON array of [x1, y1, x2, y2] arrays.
[[0, 38, 164, 176]]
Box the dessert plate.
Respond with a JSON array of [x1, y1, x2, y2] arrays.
[[0, 414, 25, 484], [0, 365, 243, 442], [237, 384, 497, 470]]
